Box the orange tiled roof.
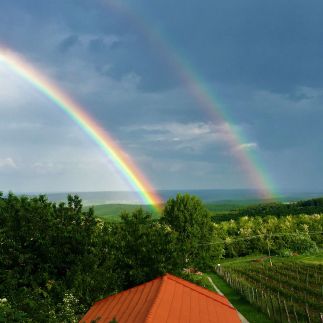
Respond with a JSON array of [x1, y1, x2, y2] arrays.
[[81, 273, 241, 323]]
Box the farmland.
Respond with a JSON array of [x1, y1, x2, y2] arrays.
[[214, 255, 323, 322]]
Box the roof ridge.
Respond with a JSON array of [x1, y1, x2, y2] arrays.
[[144, 274, 168, 323], [166, 273, 226, 298], [165, 274, 237, 311]]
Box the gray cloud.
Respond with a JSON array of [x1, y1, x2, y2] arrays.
[[58, 35, 79, 53], [0, 0, 322, 193], [235, 143, 258, 152], [122, 122, 237, 155], [0, 158, 17, 169]]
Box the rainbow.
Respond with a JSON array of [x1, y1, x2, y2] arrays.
[[104, 0, 277, 199], [0, 47, 163, 210]]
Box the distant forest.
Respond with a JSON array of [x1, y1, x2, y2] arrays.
[[0, 192, 322, 321], [211, 197, 323, 222]]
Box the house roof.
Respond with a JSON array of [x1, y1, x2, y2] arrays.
[[81, 273, 241, 323]]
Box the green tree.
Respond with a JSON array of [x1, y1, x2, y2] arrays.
[[161, 194, 223, 270], [110, 208, 177, 289], [0, 193, 118, 321]]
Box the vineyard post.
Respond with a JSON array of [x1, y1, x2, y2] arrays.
[[239, 281, 243, 295], [267, 236, 273, 267], [266, 304, 271, 319], [247, 286, 251, 303], [283, 299, 291, 323], [297, 266, 299, 281], [277, 292, 283, 322], [255, 288, 259, 305], [293, 304, 299, 323], [269, 295, 276, 321], [305, 303, 311, 323]]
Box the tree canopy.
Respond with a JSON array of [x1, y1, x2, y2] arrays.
[[162, 193, 223, 269]]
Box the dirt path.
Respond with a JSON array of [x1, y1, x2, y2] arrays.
[[207, 276, 249, 323]]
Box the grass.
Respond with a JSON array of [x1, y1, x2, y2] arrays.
[[216, 251, 323, 265], [288, 252, 323, 264], [206, 272, 272, 323], [217, 254, 264, 265]]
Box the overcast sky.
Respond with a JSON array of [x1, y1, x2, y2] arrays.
[[0, 0, 322, 194]]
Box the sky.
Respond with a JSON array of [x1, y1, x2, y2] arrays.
[[0, 0, 323, 195]]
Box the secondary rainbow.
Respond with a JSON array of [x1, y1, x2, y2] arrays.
[[105, 0, 277, 199], [0, 47, 163, 210]]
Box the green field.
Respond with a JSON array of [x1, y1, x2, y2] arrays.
[[213, 253, 323, 322], [85, 201, 249, 221], [84, 203, 160, 221]]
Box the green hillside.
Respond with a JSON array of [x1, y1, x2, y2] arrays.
[[86, 196, 323, 222], [84, 203, 160, 221]]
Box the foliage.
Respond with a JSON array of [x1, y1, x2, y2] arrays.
[[161, 193, 224, 270], [108, 208, 178, 288], [213, 214, 323, 257], [0, 298, 29, 322], [0, 193, 118, 321]]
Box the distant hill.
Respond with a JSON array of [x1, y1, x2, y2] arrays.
[[15, 188, 323, 205], [87, 196, 323, 222]]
